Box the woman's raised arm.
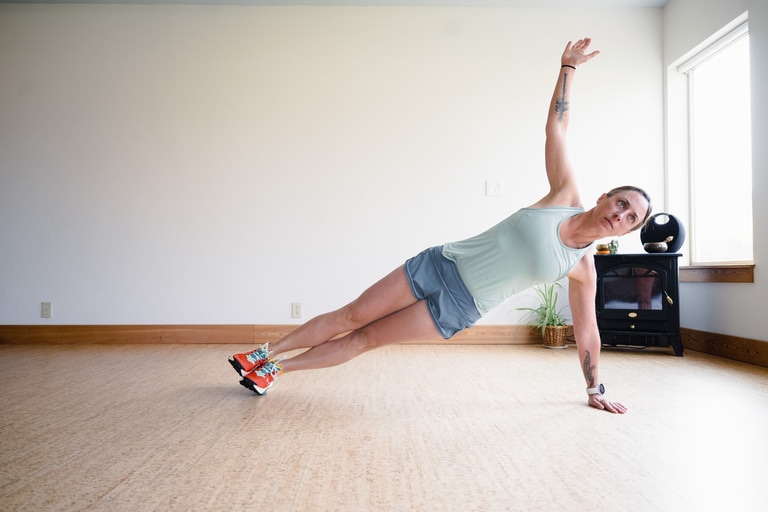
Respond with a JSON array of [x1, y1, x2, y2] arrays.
[[539, 39, 600, 206]]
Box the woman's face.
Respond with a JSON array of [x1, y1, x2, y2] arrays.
[[596, 190, 650, 236]]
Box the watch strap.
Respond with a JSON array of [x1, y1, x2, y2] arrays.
[[587, 383, 605, 395]]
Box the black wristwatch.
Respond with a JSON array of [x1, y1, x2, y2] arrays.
[[586, 383, 605, 395]]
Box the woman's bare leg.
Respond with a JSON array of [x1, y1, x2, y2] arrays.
[[233, 263, 442, 394], [279, 298, 440, 373], [269, 265, 420, 358]]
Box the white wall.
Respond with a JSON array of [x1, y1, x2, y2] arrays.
[[0, 4, 663, 325], [664, 0, 767, 341]]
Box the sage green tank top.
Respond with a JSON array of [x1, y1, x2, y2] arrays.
[[441, 207, 593, 315]]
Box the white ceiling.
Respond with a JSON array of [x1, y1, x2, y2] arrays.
[[0, 1, 672, 8]]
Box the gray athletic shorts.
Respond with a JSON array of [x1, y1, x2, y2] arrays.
[[404, 246, 482, 339]]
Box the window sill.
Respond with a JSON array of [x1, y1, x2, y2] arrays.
[[679, 264, 754, 283]]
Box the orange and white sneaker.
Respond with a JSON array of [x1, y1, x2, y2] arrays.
[[228, 343, 271, 377], [240, 359, 283, 395]]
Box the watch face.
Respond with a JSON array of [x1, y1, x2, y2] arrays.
[[598, 383, 605, 394]]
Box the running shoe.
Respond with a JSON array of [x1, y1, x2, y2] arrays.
[[239, 360, 283, 395], [228, 343, 271, 377]]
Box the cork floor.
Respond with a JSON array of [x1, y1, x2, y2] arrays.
[[1, 343, 767, 511]]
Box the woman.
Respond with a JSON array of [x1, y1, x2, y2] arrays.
[[229, 39, 650, 414]]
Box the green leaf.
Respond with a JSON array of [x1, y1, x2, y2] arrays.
[[516, 283, 569, 335]]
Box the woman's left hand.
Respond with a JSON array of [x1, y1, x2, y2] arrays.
[[588, 394, 628, 414], [561, 38, 600, 68]]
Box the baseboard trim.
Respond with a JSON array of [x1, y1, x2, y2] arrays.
[[0, 324, 539, 346], [0, 325, 256, 345], [681, 328, 768, 368], [3, 324, 764, 368]]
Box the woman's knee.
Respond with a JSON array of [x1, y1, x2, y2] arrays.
[[337, 301, 370, 331], [345, 328, 379, 354]]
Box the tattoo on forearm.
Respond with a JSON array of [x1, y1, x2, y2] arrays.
[[583, 350, 596, 388], [555, 73, 570, 122]]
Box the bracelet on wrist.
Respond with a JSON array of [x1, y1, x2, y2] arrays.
[[561, 64, 576, 70]]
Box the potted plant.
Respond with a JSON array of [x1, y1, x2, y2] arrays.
[[518, 282, 569, 348]]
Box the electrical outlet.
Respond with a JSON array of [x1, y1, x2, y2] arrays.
[[41, 301, 52, 318], [291, 302, 302, 319]]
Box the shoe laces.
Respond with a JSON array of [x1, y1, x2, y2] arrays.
[[256, 358, 283, 377], [246, 343, 271, 364]]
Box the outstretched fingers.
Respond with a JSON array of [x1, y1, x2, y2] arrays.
[[562, 37, 600, 66], [589, 394, 628, 414]]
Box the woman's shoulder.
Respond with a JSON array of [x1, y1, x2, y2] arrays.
[[567, 250, 597, 282]]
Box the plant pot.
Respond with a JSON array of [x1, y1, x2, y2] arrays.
[[543, 325, 568, 349]]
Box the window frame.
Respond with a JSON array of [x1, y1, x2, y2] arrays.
[[668, 15, 754, 283]]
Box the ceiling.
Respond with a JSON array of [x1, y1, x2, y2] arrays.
[[0, 0, 672, 8]]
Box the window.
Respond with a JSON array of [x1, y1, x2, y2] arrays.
[[679, 22, 752, 265]]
